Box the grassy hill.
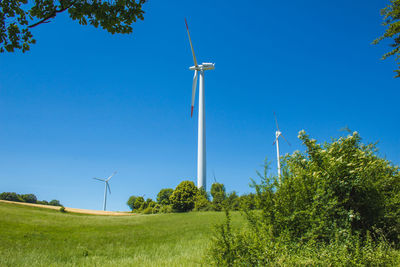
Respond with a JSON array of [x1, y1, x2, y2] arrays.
[[0, 201, 242, 266]]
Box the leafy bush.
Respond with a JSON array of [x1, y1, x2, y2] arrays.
[[194, 194, 212, 211], [145, 198, 156, 208], [142, 206, 153, 214], [239, 193, 257, 210], [59, 207, 66, 213], [224, 192, 240, 211], [49, 200, 62, 206], [0, 192, 22, 202], [126, 195, 137, 211], [157, 188, 173, 205], [210, 131, 400, 265], [210, 212, 400, 266], [20, 194, 37, 203], [159, 205, 173, 213], [211, 183, 226, 211], [133, 197, 145, 211], [170, 181, 198, 212]]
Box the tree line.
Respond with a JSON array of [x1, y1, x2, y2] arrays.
[[0, 192, 62, 206], [126, 182, 257, 214]]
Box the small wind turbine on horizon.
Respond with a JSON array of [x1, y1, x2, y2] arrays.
[[273, 113, 290, 183], [185, 18, 215, 190], [93, 171, 116, 211]]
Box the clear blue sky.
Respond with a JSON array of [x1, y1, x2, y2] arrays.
[[0, 0, 399, 211]]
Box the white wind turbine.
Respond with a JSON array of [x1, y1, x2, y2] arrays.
[[185, 18, 215, 190], [273, 113, 290, 183], [93, 171, 116, 211]]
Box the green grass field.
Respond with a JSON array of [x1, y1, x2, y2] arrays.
[[0, 202, 242, 266]]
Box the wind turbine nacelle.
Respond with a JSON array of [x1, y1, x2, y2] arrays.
[[202, 63, 215, 70], [189, 63, 215, 71]]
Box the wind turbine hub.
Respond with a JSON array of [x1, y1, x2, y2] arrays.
[[189, 63, 215, 71]]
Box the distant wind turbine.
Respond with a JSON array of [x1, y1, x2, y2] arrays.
[[273, 113, 290, 183], [93, 171, 116, 211], [185, 18, 215, 190]]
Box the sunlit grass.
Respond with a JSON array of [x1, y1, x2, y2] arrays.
[[0, 202, 243, 266]]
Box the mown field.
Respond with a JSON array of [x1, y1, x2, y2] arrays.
[[0, 202, 242, 266]]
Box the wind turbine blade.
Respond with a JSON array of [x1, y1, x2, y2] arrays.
[[93, 177, 105, 182], [185, 18, 198, 67], [106, 171, 117, 182], [191, 70, 198, 117], [106, 182, 111, 194], [273, 112, 280, 131], [273, 137, 278, 145], [280, 134, 291, 146]]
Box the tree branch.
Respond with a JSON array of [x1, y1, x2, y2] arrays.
[[28, 1, 77, 28]]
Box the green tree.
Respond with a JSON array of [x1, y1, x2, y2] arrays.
[[49, 199, 62, 206], [224, 191, 240, 211], [157, 188, 173, 205], [133, 196, 145, 210], [239, 193, 257, 210], [20, 193, 37, 203], [0, 0, 146, 53], [194, 187, 212, 211], [0, 192, 21, 202], [374, 0, 400, 77], [169, 181, 198, 212], [211, 183, 226, 211], [126, 195, 137, 211]]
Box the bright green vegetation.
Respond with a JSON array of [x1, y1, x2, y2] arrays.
[[211, 131, 400, 266], [0, 202, 243, 266]]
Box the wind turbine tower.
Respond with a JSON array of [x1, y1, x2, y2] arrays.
[[185, 18, 215, 190], [93, 171, 116, 211], [273, 113, 290, 183]]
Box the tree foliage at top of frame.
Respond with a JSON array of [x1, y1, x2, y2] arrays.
[[0, 0, 146, 53], [374, 0, 400, 77]]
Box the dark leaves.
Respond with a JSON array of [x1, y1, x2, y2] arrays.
[[0, 0, 146, 53]]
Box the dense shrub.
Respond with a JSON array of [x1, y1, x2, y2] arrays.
[[211, 183, 226, 211], [157, 188, 173, 205], [210, 212, 400, 266], [134, 197, 145, 210], [142, 206, 153, 214], [20, 194, 37, 203], [159, 204, 173, 213], [170, 181, 198, 212], [239, 193, 257, 210], [49, 199, 62, 206], [0, 192, 21, 202], [224, 192, 240, 211], [126, 195, 137, 211], [210, 131, 400, 265]]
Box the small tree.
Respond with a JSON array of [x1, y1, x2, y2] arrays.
[[170, 181, 198, 212], [49, 199, 62, 206], [211, 183, 226, 211], [134, 197, 145, 210], [194, 188, 212, 211], [225, 192, 240, 211], [157, 188, 173, 205], [127, 195, 138, 211], [20, 194, 37, 203]]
